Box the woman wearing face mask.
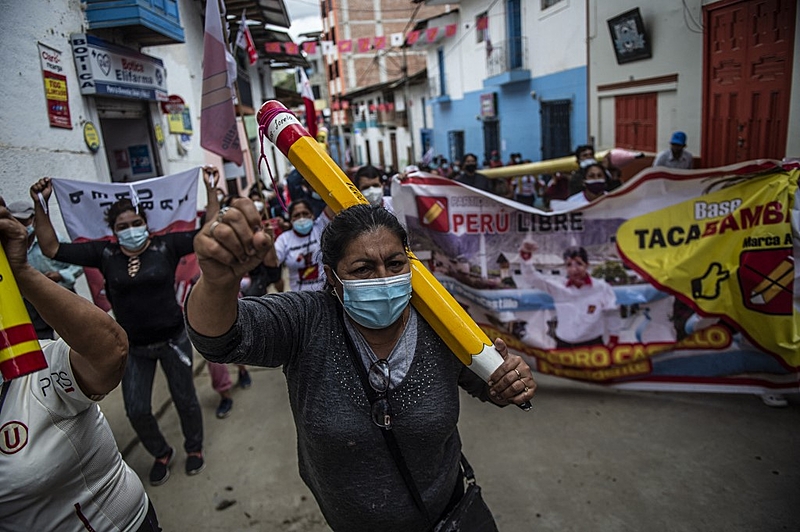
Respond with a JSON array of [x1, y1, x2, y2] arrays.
[[550, 163, 609, 211], [353, 165, 393, 212], [186, 202, 535, 532], [29, 170, 218, 487], [269, 198, 332, 292]]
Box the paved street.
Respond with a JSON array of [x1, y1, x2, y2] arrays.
[[102, 359, 800, 531]]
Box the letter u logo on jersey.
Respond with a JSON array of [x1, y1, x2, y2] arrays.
[[0, 421, 29, 454]]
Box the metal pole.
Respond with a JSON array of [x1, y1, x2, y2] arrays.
[[402, 44, 415, 166]]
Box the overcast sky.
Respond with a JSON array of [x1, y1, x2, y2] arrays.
[[284, 0, 323, 40]]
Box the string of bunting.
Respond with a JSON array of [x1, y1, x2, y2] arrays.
[[265, 23, 459, 56]]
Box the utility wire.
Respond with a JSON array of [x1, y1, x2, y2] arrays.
[[681, 0, 704, 33]]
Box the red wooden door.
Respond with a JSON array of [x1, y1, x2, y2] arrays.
[[615, 92, 657, 152], [703, 0, 795, 166]]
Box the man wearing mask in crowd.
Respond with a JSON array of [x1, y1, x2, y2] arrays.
[[8, 200, 83, 339], [455, 153, 493, 192], [447, 159, 461, 180], [353, 165, 393, 213], [568, 144, 597, 196]]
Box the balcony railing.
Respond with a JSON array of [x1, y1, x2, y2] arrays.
[[376, 110, 398, 126], [82, 0, 184, 45], [486, 36, 528, 78]]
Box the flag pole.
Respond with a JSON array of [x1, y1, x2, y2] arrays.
[[217, 3, 264, 197]]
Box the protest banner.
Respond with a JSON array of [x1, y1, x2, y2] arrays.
[[392, 160, 800, 394], [51, 168, 202, 309]]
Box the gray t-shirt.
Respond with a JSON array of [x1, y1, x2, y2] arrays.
[[187, 290, 495, 531]]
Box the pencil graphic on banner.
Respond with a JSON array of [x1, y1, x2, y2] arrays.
[[423, 201, 444, 225], [750, 256, 794, 304], [0, 244, 47, 380], [257, 101, 530, 410]]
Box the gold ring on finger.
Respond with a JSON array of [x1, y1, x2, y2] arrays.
[[514, 369, 522, 380], [523, 385, 529, 394]]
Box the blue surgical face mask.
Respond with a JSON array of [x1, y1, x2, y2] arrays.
[[333, 271, 412, 329], [25, 225, 35, 237], [116, 226, 149, 250], [292, 217, 314, 235]]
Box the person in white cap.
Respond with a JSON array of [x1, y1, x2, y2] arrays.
[[653, 131, 693, 169]]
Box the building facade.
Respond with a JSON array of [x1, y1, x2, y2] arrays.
[[589, 0, 799, 166], [320, 0, 450, 167], [418, 0, 589, 167], [0, 0, 296, 225]]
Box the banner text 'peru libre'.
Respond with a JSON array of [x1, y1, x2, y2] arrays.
[[392, 162, 800, 394]]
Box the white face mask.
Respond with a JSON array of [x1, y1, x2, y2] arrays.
[[361, 186, 383, 206], [253, 200, 265, 213]]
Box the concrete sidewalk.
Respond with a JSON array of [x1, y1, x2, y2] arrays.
[[100, 358, 800, 531]]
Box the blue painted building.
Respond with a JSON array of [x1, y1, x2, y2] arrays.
[[417, 0, 589, 166]]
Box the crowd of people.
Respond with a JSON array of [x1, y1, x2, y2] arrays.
[[0, 160, 537, 530], [0, 132, 784, 529], [403, 143, 631, 211]]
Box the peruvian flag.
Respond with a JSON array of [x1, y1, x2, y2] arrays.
[[297, 67, 317, 139], [235, 11, 258, 65]]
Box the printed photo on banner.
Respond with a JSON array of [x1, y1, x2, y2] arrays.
[[392, 161, 800, 394]]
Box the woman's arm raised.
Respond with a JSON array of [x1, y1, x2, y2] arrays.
[[186, 198, 272, 337]]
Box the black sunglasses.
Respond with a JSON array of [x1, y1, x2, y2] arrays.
[[368, 359, 392, 429]]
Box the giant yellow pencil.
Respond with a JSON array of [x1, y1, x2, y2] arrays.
[[0, 243, 47, 380], [259, 101, 530, 410], [480, 148, 651, 179]]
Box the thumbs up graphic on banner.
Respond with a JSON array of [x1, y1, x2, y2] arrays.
[[616, 168, 800, 365], [691, 263, 730, 300]]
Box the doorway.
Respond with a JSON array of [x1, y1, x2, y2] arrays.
[[540, 99, 573, 159], [96, 98, 161, 182], [703, 0, 795, 166], [614, 93, 656, 152], [482, 119, 499, 164]]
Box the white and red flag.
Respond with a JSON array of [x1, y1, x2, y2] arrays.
[[297, 67, 317, 139], [201, 0, 243, 165], [235, 11, 258, 65]]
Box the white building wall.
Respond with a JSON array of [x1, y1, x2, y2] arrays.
[[0, 0, 280, 213], [448, 2, 490, 96], [788, 6, 800, 157], [408, 83, 429, 164], [0, 2, 107, 217], [527, 0, 586, 77], [437, 0, 585, 99], [144, 0, 207, 176], [588, 1, 706, 154]]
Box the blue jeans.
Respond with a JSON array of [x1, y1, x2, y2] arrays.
[[122, 327, 203, 458]]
